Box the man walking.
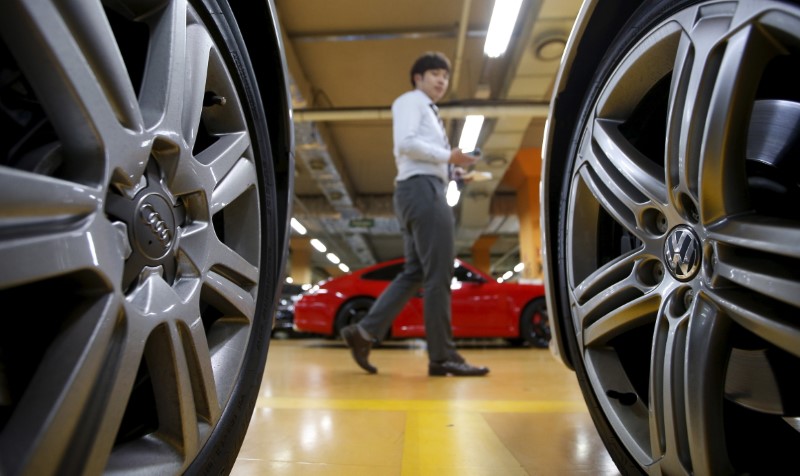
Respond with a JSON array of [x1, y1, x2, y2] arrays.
[[341, 51, 489, 377]]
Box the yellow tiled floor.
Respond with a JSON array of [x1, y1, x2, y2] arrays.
[[231, 338, 620, 475]]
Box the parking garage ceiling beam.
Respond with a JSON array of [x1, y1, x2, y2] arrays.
[[293, 101, 551, 122]]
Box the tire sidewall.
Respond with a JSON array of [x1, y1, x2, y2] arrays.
[[184, 0, 279, 474], [335, 297, 375, 333]]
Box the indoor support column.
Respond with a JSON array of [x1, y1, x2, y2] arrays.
[[507, 148, 542, 281], [471, 235, 497, 275], [289, 236, 313, 285]]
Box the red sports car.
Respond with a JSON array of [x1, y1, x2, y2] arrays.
[[294, 258, 550, 347]]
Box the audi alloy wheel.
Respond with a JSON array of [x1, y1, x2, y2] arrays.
[[0, 0, 288, 474]]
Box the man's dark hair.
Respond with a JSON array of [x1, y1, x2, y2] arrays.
[[409, 51, 451, 87]]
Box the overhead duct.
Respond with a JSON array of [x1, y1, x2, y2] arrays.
[[294, 194, 396, 218], [293, 194, 401, 236], [290, 77, 377, 267], [293, 101, 550, 123]]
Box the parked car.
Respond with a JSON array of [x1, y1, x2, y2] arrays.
[[294, 258, 550, 347], [541, 0, 800, 474], [272, 283, 305, 338], [0, 0, 293, 474]]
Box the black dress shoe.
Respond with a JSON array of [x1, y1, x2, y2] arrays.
[[429, 360, 489, 377], [341, 325, 377, 374]]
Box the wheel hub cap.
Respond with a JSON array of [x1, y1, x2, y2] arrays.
[[134, 193, 175, 260], [109, 159, 185, 290], [663, 225, 702, 281]]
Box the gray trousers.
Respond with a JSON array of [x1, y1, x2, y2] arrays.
[[358, 175, 459, 362]]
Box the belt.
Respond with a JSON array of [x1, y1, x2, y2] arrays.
[[402, 174, 443, 183]]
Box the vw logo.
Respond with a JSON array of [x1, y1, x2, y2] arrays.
[[664, 226, 702, 281]]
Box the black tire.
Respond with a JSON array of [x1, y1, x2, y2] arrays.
[[186, 2, 280, 473], [334, 297, 391, 344], [554, 1, 800, 475], [335, 298, 375, 335], [0, 0, 284, 474], [519, 299, 550, 348]]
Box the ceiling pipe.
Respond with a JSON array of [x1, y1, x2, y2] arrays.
[[449, 0, 472, 99], [290, 29, 487, 43], [293, 101, 550, 122]]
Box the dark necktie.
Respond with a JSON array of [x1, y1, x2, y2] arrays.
[[429, 104, 448, 147], [430, 104, 454, 180]]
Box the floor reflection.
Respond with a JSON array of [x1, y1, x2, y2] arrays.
[[232, 338, 621, 475]]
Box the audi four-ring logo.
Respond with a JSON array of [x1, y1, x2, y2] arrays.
[[139, 203, 173, 248], [664, 226, 701, 281]]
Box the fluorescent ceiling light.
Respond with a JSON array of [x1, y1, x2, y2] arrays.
[[310, 239, 326, 252], [285, 276, 293, 283], [514, 262, 524, 273], [338, 263, 350, 273], [446, 180, 461, 207], [290, 217, 307, 235], [501, 270, 514, 280], [326, 253, 340, 264], [458, 115, 484, 152], [484, 0, 523, 58]]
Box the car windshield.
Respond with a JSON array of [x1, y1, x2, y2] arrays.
[[453, 264, 484, 283], [362, 261, 484, 283], [361, 262, 405, 281]]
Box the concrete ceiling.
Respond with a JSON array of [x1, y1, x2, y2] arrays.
[[274, 0, 582, 282]]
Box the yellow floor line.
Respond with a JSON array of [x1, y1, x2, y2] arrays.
[[401, 411, 527, 476], [256, 396, 587, 413]]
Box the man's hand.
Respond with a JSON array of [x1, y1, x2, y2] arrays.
[[452, 166, 470, 183], [449, 149, 479, 167]]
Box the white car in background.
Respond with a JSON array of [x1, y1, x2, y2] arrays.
[[542, 0, 800, 474], [0, 0, 293, 474]]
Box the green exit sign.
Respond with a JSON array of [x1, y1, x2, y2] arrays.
[[349, 218, 374, 228]]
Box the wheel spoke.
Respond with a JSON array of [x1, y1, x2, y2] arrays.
[[182, 23, 214, 147], [208, 238, 260, 289], [179, 217, 259, 289], [663, 11, 726, 204], [204, 271, 257, 320], [571, 249, 644, 303], [0, 0, 144, 175], [0, 219, 125, 291], [0, 294, 139, 475], [0, 168, 100, 230], [202, 132, 251, 181], [708, 216, 800, 309], [706, 287, 800, 359], [210, 157, 257, 215], [591, 119, 667, 206], [171, 132, 249, 197], [145, 322, 200, 460], [589, 19, 684, 208], [574, 142, 644, 237], [583, 291, 661, 348], [183, 316, 222, 420], [139, 0, 188, 131], [708, 215, 800, 260], [683, 295, 734, 475], [123, 273, 213, 461], [647, 293, 732, 474], [698, 24, 786, 224]]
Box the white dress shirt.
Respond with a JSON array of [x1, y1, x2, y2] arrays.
[[392, 89, 451, 184]]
